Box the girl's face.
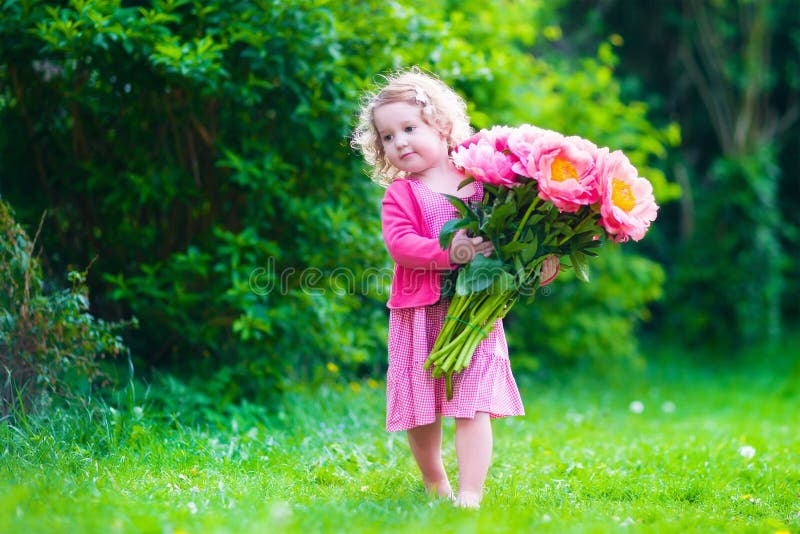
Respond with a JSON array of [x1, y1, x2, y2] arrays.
[[372, 101, 449, 178]]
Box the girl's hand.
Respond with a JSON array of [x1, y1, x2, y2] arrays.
[[449, 230, 494, 264]]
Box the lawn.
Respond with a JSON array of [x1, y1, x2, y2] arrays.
[[1, 337, 799, 534]]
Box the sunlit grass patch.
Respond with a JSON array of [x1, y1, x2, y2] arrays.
[[1, 337, 799, 533]]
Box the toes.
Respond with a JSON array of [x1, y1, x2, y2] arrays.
[[453, 491, 481, 509]]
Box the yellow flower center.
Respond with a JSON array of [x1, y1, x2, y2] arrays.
[[612, 178, 636, 212], [551, 157, 578, 182]]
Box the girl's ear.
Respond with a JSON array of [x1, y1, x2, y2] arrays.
[[443, 124, 453, 141], [442, 128, 453, 146]]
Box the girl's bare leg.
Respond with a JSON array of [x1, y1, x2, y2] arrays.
[[406, 417, 453, 498], [454, 411, 492, 508]]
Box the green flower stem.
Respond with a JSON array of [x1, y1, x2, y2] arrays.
[[438, 294, 480, 345], [429, 322, 478, 367], [428, 301, 482, 367], [510, 197, 541, 244], [430, 294, 470, 354], [426, 288, 517, 399]]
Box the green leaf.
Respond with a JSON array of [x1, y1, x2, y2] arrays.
[[513, 254, 526, 282], [529, 214, 545, 226], [442, 194, 471, 218], [439, 218, 470, 249], [457, 176, 476, 191], [456, 255, 506, 296], [500, 241, 529, 255], [519, 236, 539, 263], [557, 223, 575, 239], [570, 251, 590, 282], [484, 201, 517, 234]]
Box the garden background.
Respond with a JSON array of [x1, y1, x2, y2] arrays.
[[1, 1, 798, 532]]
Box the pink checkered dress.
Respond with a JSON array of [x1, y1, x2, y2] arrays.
[[385, 179, 525, 432]]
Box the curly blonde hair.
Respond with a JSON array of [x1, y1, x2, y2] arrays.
[[351, 67, 473, 187]]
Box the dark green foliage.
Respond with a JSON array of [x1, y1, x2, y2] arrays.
[[670, 148, 783, 343], [0, 199, 131, 416], [507, 246, 665, 375], [1, 0, 393, 400], [559, 0, 800, 345], [0, 0, 674, 402]]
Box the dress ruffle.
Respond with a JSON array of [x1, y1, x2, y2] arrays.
[[386, 302, 524, 432]]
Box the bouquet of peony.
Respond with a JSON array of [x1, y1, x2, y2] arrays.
[[424, 124, 659, 399]]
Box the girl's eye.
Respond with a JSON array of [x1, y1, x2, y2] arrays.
[[383, 134, 393, 142], [405, 126, 415, 133]]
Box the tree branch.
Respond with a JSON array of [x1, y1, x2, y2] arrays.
[[689, 0, 737, 153]]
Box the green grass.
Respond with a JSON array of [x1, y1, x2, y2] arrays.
[[2, 337, 799, 534]]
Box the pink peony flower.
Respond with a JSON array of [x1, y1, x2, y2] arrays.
[[595, 149, 659, 242], [459, 125, 516, 153], [459, 131, 485, 150], [564, 135, 600, 159], [513, 132, 600, 212], [452, 138, 518, 187], [507, 124, 552, 176], [481, 125, 516, 152]]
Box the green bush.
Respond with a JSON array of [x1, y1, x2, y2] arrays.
[[665, 147, 783, 345], [506, 246, 665, 375], [553, 1, 798, 346], [1, 0, 394, 400], [0, 0, 675, 398], [0, 199, 132, 416]]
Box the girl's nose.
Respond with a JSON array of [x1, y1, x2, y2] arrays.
[[395, 134, 409, 147]]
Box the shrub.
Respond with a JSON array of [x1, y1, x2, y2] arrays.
[[0, 199, 132, 416], [0, 1, 675, 398], [506, 246, 665, 376]]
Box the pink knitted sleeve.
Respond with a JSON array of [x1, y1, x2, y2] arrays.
[[381, 181, 453, 271]]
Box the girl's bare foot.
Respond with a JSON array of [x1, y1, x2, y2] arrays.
[[425, 479, 454, 500], [453, 490, 481, 509]]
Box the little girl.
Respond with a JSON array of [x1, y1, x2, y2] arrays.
[[352, 68, 525, 509]]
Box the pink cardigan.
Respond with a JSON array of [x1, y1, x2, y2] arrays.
[[381, 179, 455, 309]]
